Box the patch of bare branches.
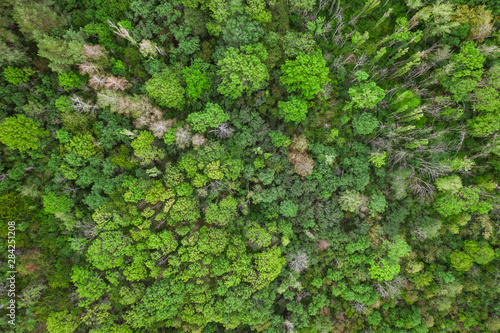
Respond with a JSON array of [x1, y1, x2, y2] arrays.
[[105, 76, 131, 91], [83, 44, 106, 60], [209, 122, 234, 138], [289, 251, 310, 273], [70, 95, 99, 114]]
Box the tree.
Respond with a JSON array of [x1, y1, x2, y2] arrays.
[[246, 0, 272, 24], [289, 0, 315, 11], [368, 152, 387, 168], [269, 131, 291, 147], [3, 66, 35, 85], [67, 133, 98, 159], [280, 200, 298, 217], [221, 15, 264, 47], [36, 30, 86, 73], [353, 112, 379, 135], [339, 190, 362, 212], [464, 240, 495, 265], [217, 43, 269, 99], [454, 5, 494, 42], [347, 72, 385, 109], [439, 42, 485, 102], [43, 193, 74, 215], [131, 131, 163, 165], [435, 175, 462, 193], [253, 246, 286, 289], [46, 310, 79, 333], [245, 222, 272, 248], [0, 115, 48, 151], [449, 251, 474, 272], [183, 59, 212, 100], [187, 103, 229, 132], [280, 51, 330, 100], [86, 231, 130, 270], [145, 69, 185, 110], [13, 0, 65, 38], [205, 196, 239, 226], [71, 266, 110, 307], [282, 31, 316, 58], [278, 97, 309, 124], [420, 2, 459, 37]]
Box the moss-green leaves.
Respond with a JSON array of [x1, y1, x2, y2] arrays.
[[280, 50, 329, 100], [0, 115, 48, 151]]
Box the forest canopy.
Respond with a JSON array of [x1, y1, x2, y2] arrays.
[[1, 0, 500, 332]]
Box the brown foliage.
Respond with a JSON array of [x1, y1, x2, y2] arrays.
[[288, 134, 313, 177], [316, 240, 330, 251], [288, 151, 314, 177], [290, 134, 309, 153]]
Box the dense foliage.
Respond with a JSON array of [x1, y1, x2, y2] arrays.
[[1, 0, 500, 332]]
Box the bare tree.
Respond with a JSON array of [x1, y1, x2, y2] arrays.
[[149, 119, 173, 138], [175, 126, 192, 149], [209, 122, 234, 138], [78, 62, 100, 75], [83, 44, 106, 60], [105, 76, 131, 91], [411, 227, 427, 240], [70, 95, 99, 114], [284, 320, 295, 332], [108, 20, 137, 45], [352, 301, 367, 314], [289, 251, 310, 273], [74, 219, 97, 239]]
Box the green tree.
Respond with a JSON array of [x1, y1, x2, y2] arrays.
[[46, 310, 79, 333], [187, 103, 229, 132], [269, 131, 291, 147], [221, 15, 264, 47], [449, 251, 474, 272], [339, 190, 362, 212], [353, 112, 379, 135], [43, 192, 74, 215], [36, 30, 86, 73], [131, 131, 163, 165], [13, 0, 64, 38], [368, 258, 400, 282], [3, 66, 35, 85], [217, 43, 269, 99], [71, 266, 110, 307], [435, 175, 462, 193], [278, 97, 308, 124], [205, 196, 239, 226], [280, 200, 298, 217], [0, 115, 48, 151], [58, 71, 86, 90], [347, 72, 385, 109], [67, 133, 98, 159], [246, 0, 272, 23], [253, 246, 286, 289], [145, 69, 185, 110], [439, 41, 485, 102], [280, 51, 330, 100], [183, 59, 212, 100], [282, 31, 316, 58], [86, 231, 130, 270]]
